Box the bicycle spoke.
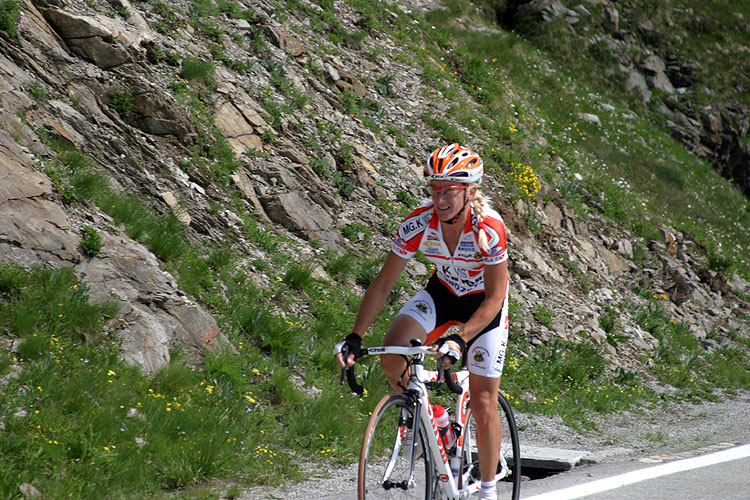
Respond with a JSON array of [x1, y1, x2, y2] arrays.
[[360, 395, 432, 500], [381, 419, 407, 483]]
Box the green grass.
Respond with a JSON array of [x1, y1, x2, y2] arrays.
[[341, 222, 372, 242], [0, 264, 118, 344], [532, 305, 553, 328], [0, 257, 394, 497], [626, 298, 749, 398], [180, 56, 216, 86], [502, 338, 658, 430]]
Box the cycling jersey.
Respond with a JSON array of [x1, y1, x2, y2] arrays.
[[392, 201, 508, 296]]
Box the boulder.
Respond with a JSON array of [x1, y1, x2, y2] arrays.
[[625, 67, 652, 102], [129, 85, 196, 141], [77, 232, 230, 375], [0, 130, 80, 267], [542, 201, 563, 229], [260, 191, 341, 248], [640, 55, 675, 94], [264, 25, 306, 57], [576, 112, 601, 126], [602, 6, 619, 32], [42, 8, 130, 68], [215, 99, 264, 155]]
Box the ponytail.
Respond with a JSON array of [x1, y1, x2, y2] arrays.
[[472, 189, 491, 254]]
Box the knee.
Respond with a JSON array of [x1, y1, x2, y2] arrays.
[[470, 393, 498, 423]]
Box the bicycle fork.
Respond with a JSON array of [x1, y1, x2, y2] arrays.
[[381, 398, 423, 492]]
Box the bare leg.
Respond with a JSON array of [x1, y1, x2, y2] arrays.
[[469, 373, 502, 482], [380, 315, 427, 391]]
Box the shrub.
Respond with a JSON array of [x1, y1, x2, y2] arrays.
[[180, 57, 215, 86], [284, 262, 317, 292], [341, 222, 371, 242], [598, 306, 618, 334], [0, 0, 22, 38], [111, 88, 135, 119], [533, 305, 554, 328], [27, 82, 46, 101], [507, 162, 541, 200], [336, 143, 356, 168], [375, 74, 394, 96], [80, 226, 103, 256], [322, 250, 356, 279]]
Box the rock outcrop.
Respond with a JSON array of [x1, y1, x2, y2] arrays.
[[0, 0, 747, 378], [0, 122, 227, 376]]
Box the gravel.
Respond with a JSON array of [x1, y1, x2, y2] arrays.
[[232, 389, 750, 499]]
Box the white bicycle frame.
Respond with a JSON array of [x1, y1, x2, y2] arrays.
[[362, 345, 481, 500]]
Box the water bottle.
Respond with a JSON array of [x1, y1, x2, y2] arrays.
[[432, 404, 456, 450], [450, 454, 461, 485]]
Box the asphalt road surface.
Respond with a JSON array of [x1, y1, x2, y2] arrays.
[[305, 444, 750, 500], [520, 444, 750, 500]]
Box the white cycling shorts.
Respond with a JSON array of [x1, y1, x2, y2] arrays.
[[396, 282, 509, 378]]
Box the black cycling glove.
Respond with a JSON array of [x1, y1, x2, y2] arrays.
[[334, 333, 362, 362], [435, 333, 466, 367]]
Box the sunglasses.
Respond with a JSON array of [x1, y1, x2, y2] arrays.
[[427, 184, 470, 197]]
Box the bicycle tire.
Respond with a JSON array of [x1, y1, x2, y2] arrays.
[[359, 393, 434, 500], [458, 391, 521, 500]]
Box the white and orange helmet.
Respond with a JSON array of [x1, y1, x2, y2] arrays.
[[425, 143, 483, 185]]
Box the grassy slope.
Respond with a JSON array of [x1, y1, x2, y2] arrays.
[[0, 0, 748, 498]]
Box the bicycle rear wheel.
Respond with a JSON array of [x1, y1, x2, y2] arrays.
[[359, 394, 433, 500], [458, 391, 521, 500]]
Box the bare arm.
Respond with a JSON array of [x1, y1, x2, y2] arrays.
[[336, 251, 409, 368]]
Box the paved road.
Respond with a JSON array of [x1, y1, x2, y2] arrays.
[[307, 444, 750, 500], [520, 444, 750, 500]]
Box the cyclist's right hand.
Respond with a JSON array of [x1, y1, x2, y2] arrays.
[[334, 333, 362, 369]]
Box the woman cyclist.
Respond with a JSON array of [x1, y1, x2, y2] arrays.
[[335, 143, 510, 500]]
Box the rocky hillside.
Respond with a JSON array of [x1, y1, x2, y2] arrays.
[[1, 0, 748, 387]]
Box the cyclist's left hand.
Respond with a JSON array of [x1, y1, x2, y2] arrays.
[[434, 333, 466, 370]]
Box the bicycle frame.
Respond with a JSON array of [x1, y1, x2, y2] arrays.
[[358, 345, 472, 499]]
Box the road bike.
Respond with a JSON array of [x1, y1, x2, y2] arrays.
[[343, 341, 521, 500]]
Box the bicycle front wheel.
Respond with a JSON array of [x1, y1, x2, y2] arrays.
[[458, 391, 521, 500], [359, 393, 433, 500]]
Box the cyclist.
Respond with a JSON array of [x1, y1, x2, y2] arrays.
[[335, 143, 509, 500]]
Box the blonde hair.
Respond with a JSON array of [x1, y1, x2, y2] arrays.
[[471, 188, 491, 254]]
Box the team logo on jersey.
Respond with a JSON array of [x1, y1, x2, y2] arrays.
[[400, 212, 430, 241], [472, 347, 489, 364], [415, 300, 432, 315], [473, 252, 482, 259]]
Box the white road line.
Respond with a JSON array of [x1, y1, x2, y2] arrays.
[[522, 443, 750, 500]]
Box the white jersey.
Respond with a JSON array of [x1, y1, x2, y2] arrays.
[[392, 201, 508, 296]]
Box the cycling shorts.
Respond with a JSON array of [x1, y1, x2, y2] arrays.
[[396, 275, 509, 378]]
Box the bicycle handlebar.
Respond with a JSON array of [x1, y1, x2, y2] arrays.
[[341, 344, 463, 396]]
